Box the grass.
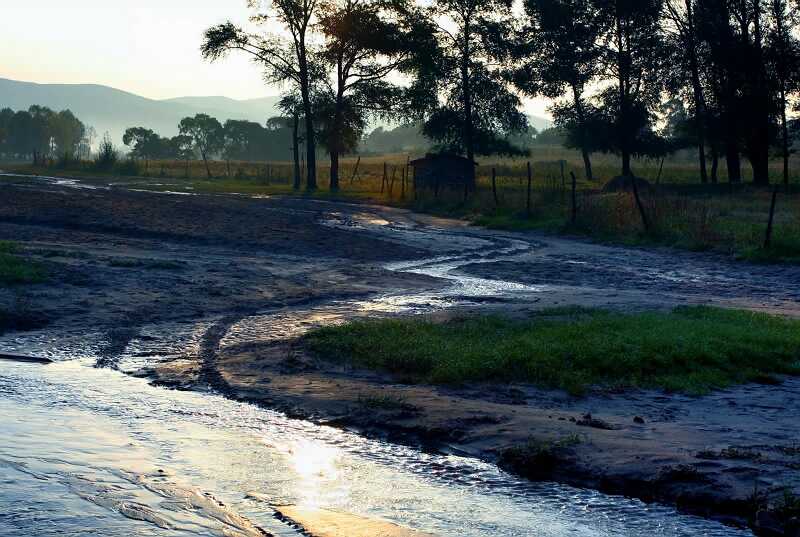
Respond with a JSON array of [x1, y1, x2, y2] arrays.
[[358, 392, 409, 410], [304, 306, 800, 396], [0, 241, 47, 286]]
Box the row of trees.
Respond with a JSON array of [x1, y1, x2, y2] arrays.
[[204, 0, 800, 189], [123, 113, 299, 177], [0, 106, 94, 159], [516, 0, 800, 186]]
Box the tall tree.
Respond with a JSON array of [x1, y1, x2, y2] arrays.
[[317, 0, 435, 189], [513, 0, 603, 181], [178, 114, 223, 178], [202, 0, 322, 189], [53, 110, 85, 157], [593, 0, 668, 178], [765, 0, 800, 184], [421, 0, 530, 186], [275, 92, 306, 189], [663, 0, 711, 183]]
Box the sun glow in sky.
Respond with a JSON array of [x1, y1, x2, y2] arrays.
[[0, 0, 551, 117], [1, 0, 278, 100]]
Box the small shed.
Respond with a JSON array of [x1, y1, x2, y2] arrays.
[[410, 153, 478, 196]]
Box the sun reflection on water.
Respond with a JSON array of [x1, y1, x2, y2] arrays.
[[276, 438, 351, 507]]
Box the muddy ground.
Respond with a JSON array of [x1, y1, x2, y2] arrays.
[[1, 176, 799, 535]]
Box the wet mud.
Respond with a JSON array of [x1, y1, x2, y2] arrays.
[[2, 178, 799, 535]]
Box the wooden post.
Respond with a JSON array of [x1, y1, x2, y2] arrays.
[[492, 167, 499, 209], [389, 166, 397, 197], [526, 161, 532, 217], [350, 156, 361, 185], [570, 171, 577, 225], [401, 166, 406, 199], [226, 159, 231, 177], [560, 160, 565, 192], [381, 161, 387, 194], [764, 186, 778, 248]]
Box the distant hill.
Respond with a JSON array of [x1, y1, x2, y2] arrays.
[[0, 78, 281, 147], [0, 77, 551, 154]]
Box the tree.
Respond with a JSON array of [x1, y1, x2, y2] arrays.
[[275, 92, 306, 189], [317, 0, 435, 189], [222, 119, 268, 160], [7, 110, 48, 158], [202, 0, 322, 189], [593, 0, 668, 178], [663, 0, 711, 183], [53, 110, 85, 156], [170, 135, 196, 161], [421, 0, 530, 187], [765, 0, 800, 184], [123, 127, 173, 168], [513, 0, 604, 181], [78, 126, 97, 160], [178, 114, 223, 178]]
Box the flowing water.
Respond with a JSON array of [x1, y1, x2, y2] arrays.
[[1, 316, 756, 537]]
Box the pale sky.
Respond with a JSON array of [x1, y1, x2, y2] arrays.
[[1, 0, 276, 100], [0, 0, 551, 117]]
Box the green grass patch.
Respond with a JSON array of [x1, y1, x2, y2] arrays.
[[0, 241, 47, 286], [304, 306, 800, 396]]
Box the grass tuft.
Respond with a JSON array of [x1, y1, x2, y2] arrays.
[[0, 241, 47, 286]]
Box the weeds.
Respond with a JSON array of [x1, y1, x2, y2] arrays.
[[358, 392, 408, 409]]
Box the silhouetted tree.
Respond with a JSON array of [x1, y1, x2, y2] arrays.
[[317, 0, 435, 189], [421, 0, 530, 186], [663, 0, 711, 183], [593, 0, 668, 177], [178, 114, 223, 178], [202, 0, 322, 189], [513, 0, 604, 181], [275, 92, 306, 189], [765, 0, 800, 184]]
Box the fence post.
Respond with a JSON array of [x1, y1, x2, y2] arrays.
[[492, 168, 498, 209], [764, 186, 778, 248], [570, 171, 577, 225], [526, 161, 532, 217]]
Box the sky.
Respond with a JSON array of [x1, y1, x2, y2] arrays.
[[1, 0, 276, 100], [0, 0, 551, 117]]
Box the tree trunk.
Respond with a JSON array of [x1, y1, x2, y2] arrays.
[[461, 22, 476, 189], [202, 151, 212, 179], [781, 89, 789, 185], [581, 147, 594, 182], [299, 45, 317, 190], [292, 113, 301, 190], [571, 89, 594, 182], [329, 87, 345, 190]]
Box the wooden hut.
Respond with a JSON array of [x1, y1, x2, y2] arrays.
[[410, 153, 478, 196]]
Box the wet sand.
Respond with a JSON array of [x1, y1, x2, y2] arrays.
[[2, 178, 799, 535]]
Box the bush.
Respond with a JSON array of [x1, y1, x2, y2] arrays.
[[93, 132, 118, 171]]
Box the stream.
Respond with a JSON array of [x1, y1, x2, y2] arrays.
[[1, 352, 754, 537]]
